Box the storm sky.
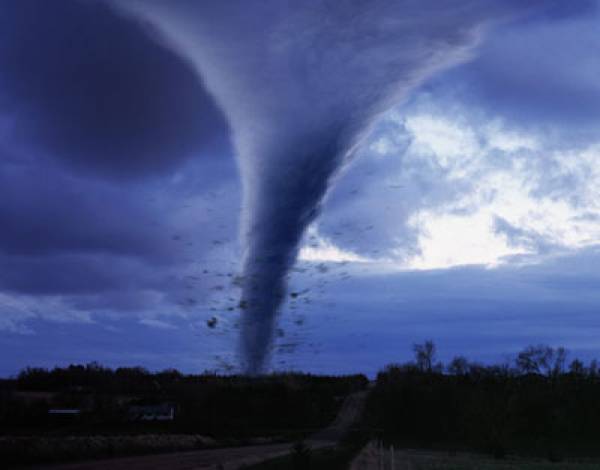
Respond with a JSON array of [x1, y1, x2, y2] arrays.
[[2, 0, 600, 376]]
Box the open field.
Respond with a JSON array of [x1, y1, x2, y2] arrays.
[[351, 442, 600, 470]]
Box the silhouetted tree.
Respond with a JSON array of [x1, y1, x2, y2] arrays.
[[368, 343, 600, 461], [413, 340, 436, 373], [448, 356, 469, 376], [589, 359, 599, 378], [551, 347, 568, 377], [516, 344, 553, 375], [569, 358, 585, 376]]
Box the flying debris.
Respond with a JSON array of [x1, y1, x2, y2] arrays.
[[277, 342, 299, 354], [316, 264, 329, 274]]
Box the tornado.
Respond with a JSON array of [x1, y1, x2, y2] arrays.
[[115, 0, 552, 374]]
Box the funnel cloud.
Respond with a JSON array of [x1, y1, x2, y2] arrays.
[[116, 0, 557, 374]]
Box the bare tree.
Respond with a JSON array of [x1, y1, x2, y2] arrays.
[[589, 359, 598, 378], [516, 344, 554, 375], [569, 359, 585, 376], [413, 340, 436, 373], [448, 356, 469, 376], [551, 347, 568, 377]]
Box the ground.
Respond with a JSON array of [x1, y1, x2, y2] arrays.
[[350, 442, 600, 470]]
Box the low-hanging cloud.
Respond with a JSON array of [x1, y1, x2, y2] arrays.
[[116, 0, 563, 374], [422, 0, 600, 142], [0, 0, 229, 179]]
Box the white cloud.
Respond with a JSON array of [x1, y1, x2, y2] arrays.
[[483, 120, 539, 153], [404, 121, 600, 269], [320, 99, 600, 272], [405, 210, 526, 270], [405, 114, 479, 168]]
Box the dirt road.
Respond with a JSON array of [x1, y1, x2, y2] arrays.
[[311, 390, 367, 442], [29, 390, 368, 470]]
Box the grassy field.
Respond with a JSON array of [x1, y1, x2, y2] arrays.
[[411, 457, 600, 469], [374, 448, 600, 470]]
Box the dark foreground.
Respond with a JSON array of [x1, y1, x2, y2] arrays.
[[7, 343, 600, 468], [26, 391, 368, 470], [1, 369, 366, 466], [350, 443, 600, 470], [28, 442, 302, 470]]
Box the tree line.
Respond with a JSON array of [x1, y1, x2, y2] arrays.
[[1, 365, 367, 438], [367, 341, 600, 462]]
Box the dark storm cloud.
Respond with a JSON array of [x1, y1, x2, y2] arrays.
[[0, 0, 238, 311], [0, 122, 239, 310], [0, 151, 240, 299], [0, 164, 165, 258], [0, 0, 229, 178], [0, 253, 145, 295], [425, 1, 600, 140], [0, 161, 164, 295], [524, 0, 598, 20]]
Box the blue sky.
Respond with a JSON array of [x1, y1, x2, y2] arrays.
[[1, 0, 600, 376]]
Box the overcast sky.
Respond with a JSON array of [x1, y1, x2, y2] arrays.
[[1, 0, 600, 376]]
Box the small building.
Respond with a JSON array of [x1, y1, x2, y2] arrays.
[[128, 403, 175, 421], [47, 408, 83, 423], [48, 408, 81, 415]]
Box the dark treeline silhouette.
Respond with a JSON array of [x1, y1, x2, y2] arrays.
[[1, 364, 367, 439], [367, 341, 600, 461]]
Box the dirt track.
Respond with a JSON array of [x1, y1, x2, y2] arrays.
[[29, 390, 368, 470]]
